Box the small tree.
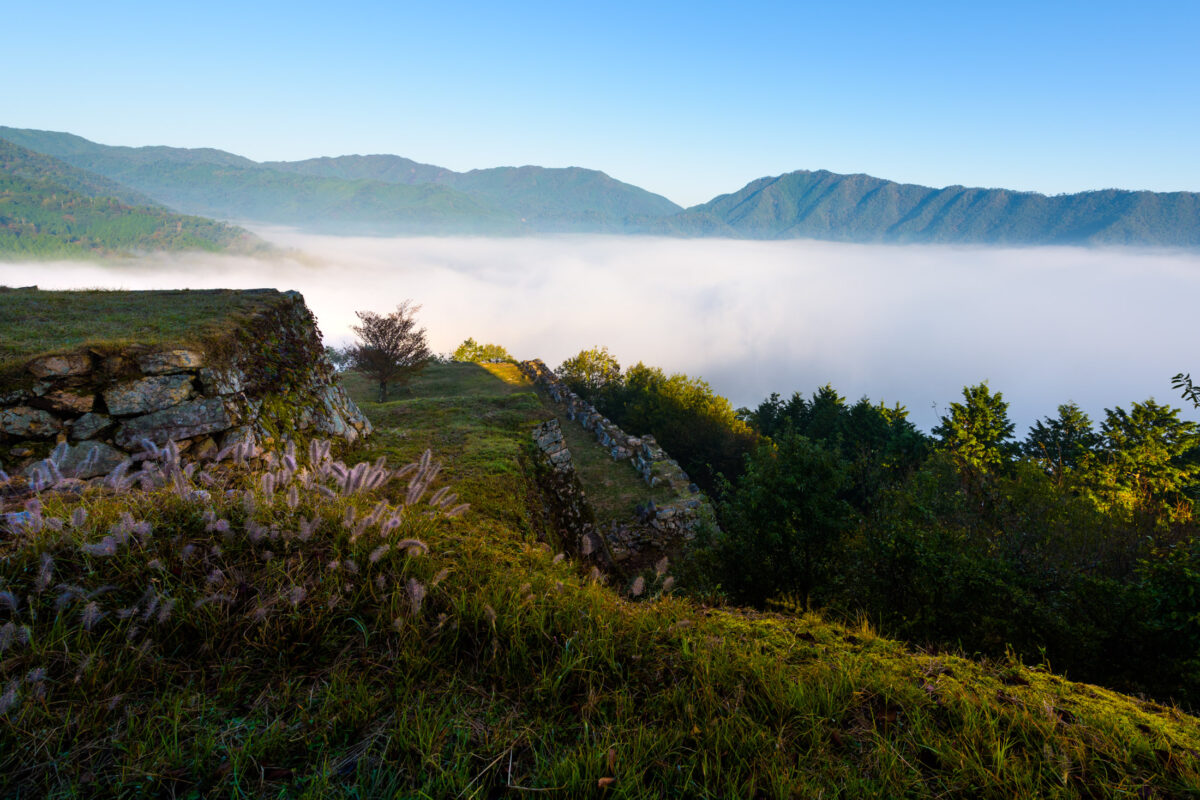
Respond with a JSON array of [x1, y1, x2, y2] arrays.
[[556, 346, 622, 400], [350, 301, 431, 402]]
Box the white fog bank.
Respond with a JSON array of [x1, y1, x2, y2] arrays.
[[3, 231, 1198, 432]]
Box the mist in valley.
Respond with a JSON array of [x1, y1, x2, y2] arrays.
[[4, 229, 1198, 432]]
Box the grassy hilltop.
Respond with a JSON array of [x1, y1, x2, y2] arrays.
[[0, 287, 280, 383], [1, 296, 1199, 798]]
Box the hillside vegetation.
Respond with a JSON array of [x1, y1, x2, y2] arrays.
[[0, 139, 262, 257], [0, 127, 680, 235], [2, 353, 1199, 797], [655, 170, 1200, 246], [2, 126, 1197, 245]]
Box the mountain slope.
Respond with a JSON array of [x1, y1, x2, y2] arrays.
[[263, 156, 684, 231], [1, 129, 681, 234], [675, 170, 1200, 246], [0, 138, 158, 208], [0, 139, 262, 257], [3, 127, 1197, 245]]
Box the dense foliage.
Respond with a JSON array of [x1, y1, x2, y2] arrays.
[[564, 354, 1200, 707], [451, 338, 514, 363], [696, 379, 1200, 708], [555, 348, 758, 493]]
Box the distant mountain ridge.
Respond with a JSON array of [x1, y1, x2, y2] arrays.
[[0, 138, 262, 257], [1, 126, 1197, 246], [0, 127, 681, 235], [651, 170, 1200, 246]]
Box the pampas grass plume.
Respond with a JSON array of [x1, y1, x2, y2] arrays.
[[407, 579, 426, 615]]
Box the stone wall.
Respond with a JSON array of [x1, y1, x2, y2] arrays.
[[522, 359, 714, 565], [0, 290, 370, 480], [528, 418, 608, 567]]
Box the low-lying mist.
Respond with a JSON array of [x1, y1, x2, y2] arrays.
[[4, 230, 1198, 432]]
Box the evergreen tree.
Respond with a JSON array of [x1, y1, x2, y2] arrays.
[[714, 432, 853, 604], [1022, 402, 1100, 484], [1088, 399, 1200, 521], [932, 383, 1016, 471]]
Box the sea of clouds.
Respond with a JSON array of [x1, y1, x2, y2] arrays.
[[4, 230, 1198, 432]]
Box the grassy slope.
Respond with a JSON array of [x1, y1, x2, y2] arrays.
[[0, 287, 280, 380], [2, 359, 1198, 797]]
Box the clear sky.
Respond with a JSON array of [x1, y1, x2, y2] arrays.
[[3, 1, 1197, 207]]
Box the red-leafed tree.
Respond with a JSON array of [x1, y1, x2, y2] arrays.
[[350, 300, 431, 402]]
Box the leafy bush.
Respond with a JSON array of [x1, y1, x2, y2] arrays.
[[451, 338, 514, 363]]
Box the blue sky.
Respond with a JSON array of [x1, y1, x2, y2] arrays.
[[3, 1, 1197, 206]]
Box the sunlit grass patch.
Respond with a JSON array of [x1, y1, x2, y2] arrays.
[[0, 287, 278, 375]]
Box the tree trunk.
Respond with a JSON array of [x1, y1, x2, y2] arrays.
[[378, 380, 388, 403]]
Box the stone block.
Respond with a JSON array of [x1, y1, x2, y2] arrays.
[[0, 389, 31, 405], [137, 349, 204, 374], [43, 389, 95, 414], [220, 425, 258, 451], [0, 406, 61, 438], [27, 353, 91, 378], [70, 412, 114, 441], [198, 366, 244, 395], [115, 397, 233, 448], [56, 441, 127, 479], [104, 375, 194, 416]]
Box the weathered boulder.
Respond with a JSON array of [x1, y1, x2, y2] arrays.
[[137, 349, 204, 375], [0, 389, 30, 405], [104, 375, 194, 416], [199, 366, 245, 395], [312, 385, 369, 442], [70, 412, 114, 441], [56, 441, 127, 479], [115, 397, 233, 448], [27, 353, 91, 378], [0, 406, 61, 438], [219, 425, 257, 452]]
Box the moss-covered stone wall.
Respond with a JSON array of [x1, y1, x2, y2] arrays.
[[0, 290, 370, 479]]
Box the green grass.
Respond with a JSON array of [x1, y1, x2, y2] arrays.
[[2, 362, 1200, 797], [0, 287, 280, 377], [341, 362, 677, 524], [548, 404, 677, 523]]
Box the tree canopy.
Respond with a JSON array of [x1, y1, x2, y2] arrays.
[[350, 300, 431, 402]]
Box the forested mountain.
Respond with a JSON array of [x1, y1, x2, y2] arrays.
[[0, 139, 262, 257], [0, 128, 681, 234], [2, 126, 1197, 245], [268, 155, 683, 225], [653, 169, 1200, 246]]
